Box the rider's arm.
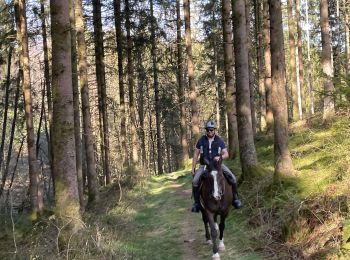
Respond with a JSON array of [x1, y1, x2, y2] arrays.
[[192, 148, 200, 175], [221, 148, 229, 160]]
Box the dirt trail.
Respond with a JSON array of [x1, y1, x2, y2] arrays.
[[176, 184, 201, 260], [168, 178, 260, 260]]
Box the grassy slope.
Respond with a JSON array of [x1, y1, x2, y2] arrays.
[[1, 114, 350, 259], [237, 114, 350, 259]]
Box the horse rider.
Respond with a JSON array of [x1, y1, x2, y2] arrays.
[[191, 120, 242, 213]]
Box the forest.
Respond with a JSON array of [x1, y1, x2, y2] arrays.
[[0, 0, 349, 258]]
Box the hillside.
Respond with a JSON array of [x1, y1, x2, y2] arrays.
[[1, 113, 350, 259]]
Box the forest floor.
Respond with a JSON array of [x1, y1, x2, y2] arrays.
[[84, 170, 263, 260], [0, 168, 263, 259], [2, 113, 350, 259]]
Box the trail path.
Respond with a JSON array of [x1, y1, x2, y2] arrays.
[[170, 180, 234, 260], [174, 183, 201, 260], [116, 173, 263, 259], [167, 178, 262, 260]]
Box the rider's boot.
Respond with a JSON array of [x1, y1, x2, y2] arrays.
[[191, 186, 201, 213], [231, 182, 242, 209]]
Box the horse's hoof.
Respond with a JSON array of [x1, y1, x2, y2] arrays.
[[218, 240, 225, 251], [212, 253, 220, 260], [207, 239, 213, 245]]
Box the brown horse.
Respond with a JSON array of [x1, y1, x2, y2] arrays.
[[199, 158, 233, 260]]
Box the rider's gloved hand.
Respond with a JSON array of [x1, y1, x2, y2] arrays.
[[213, 156, 220, 162]]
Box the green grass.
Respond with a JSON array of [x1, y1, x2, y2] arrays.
[[2, 114, 350, 259], [239, 114, 350, 259]]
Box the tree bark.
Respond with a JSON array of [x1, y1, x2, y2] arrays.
[[75, 0, 99, 203], [6, 138, 25, 202], [40, 0, 53, 175], [344, 0, 350, 77], [232, 0, 258, 175], [222, 0, 239, 159], [150, 0, 163, 174], [136, 46, 147, 169], [305, 0, 314, 114], [320, 0, 335, 119], [69, 0, 84, 209], [113, 0, 128, 168], [183, 0, 200, 144], [125, 0, 139, 166], [246, 0, 257, 138], [50, 0, 81, 228], [287, 0, 299, 121], [255, 0, 266, 132], [176, 0, 189, 166], [93, 0, 111, 183], [14, 0, 41, 214], [0, 47, 12, 172], [296, 0, 305, 116], [263, 0, 273, 132], [0, 72, 20, 198], [269, 0, 294, 176]]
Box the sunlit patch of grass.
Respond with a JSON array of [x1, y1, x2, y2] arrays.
[[248, 114, 350, 258]]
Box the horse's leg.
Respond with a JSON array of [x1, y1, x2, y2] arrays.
[[218, 214, 226, 251], [201, 210, 211, 243], [207, 212, 220, 259], [214, 214, 219, 231]]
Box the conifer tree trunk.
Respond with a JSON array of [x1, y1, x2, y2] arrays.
[[176, 0, 189, 166], [0, 73, 20, 198], [222, 0, 239, 159], [125, 0, 139, 166], [75, 0, 99, 203], [263, 0, 273, 132], [113, 0, 128, 167], [287, 0, 299, 121], [232, 0, 258, 176], [255, 0, 266, 132], [39, 0, 53, 174], [69, 0, 84, 208], [216, 58, 227, 137], [137, 47, 147, 168], [14, 0, 41, 214], [0, 47, 12, 172], [183, 0, 200, 143], [150, 0, 163, 174], [344, 0, 350, 77], [50, 0, 81, 227], [320, 0, 335, 119], [306, 0, 315, 114], [246, 0, 257, 138], [296, 0, 305, 115], [269, 0, 294, 176], [93, 0, 111, 183]]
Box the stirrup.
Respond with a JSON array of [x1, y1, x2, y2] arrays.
[[232, 199, 242, 209], [191, 203, 200, 213]]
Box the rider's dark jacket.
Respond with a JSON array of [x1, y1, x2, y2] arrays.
[[196, 134, 226, 165]]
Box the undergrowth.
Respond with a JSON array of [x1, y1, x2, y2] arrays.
[[1, 113, 350, 259], [236, 113, 350, 259]]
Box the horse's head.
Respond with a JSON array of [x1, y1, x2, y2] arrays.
[[203, 158, 224, 201]]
